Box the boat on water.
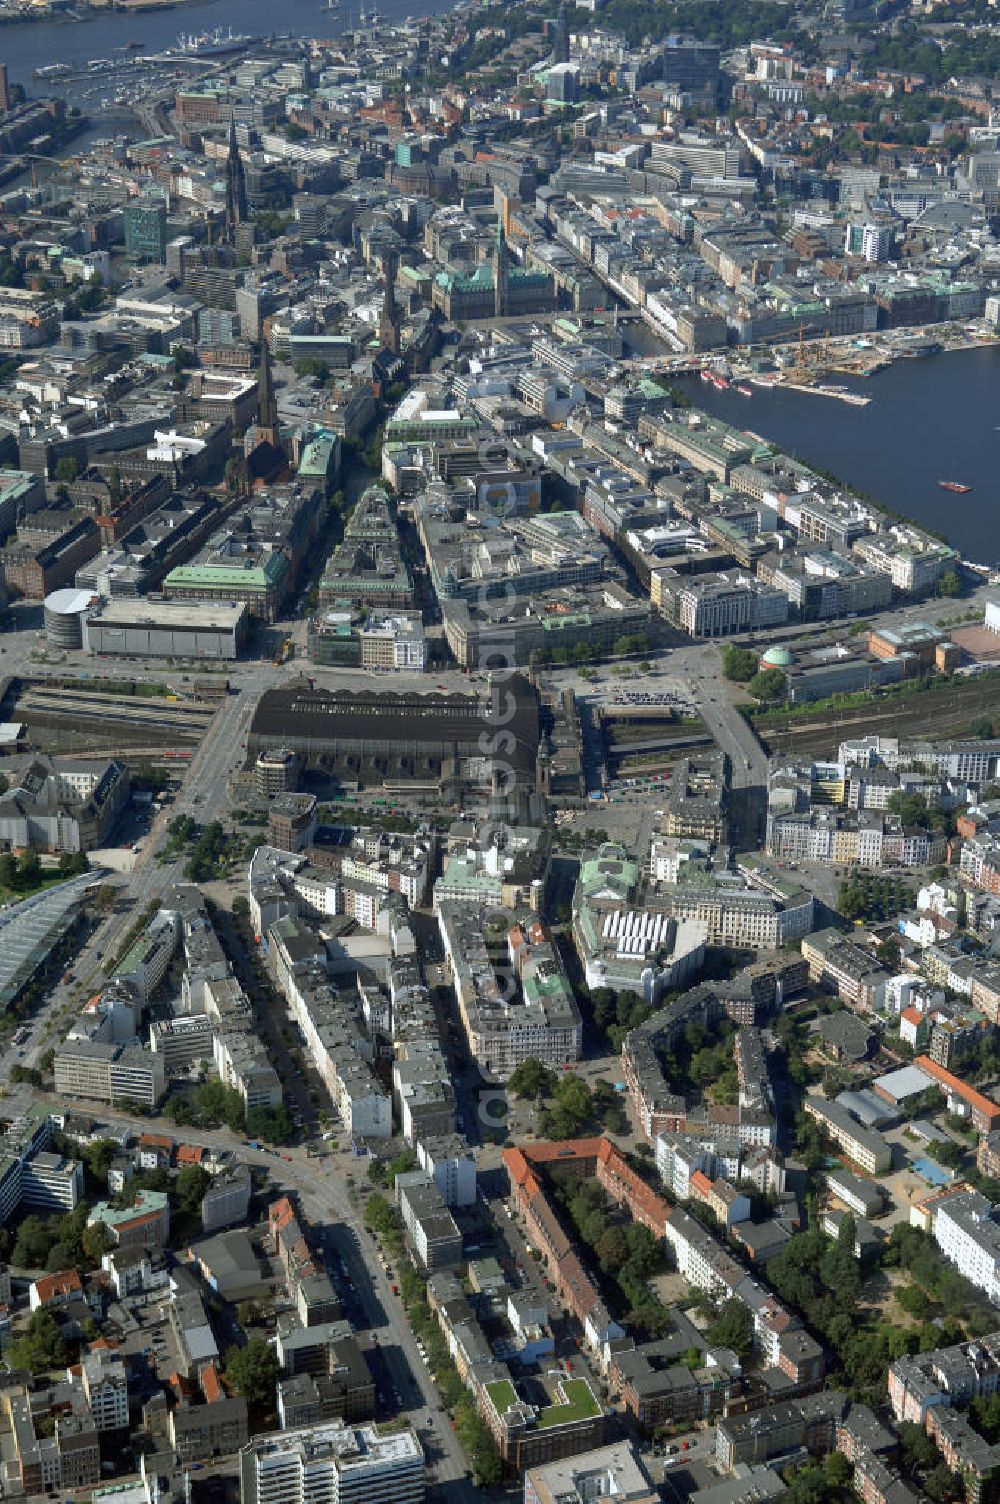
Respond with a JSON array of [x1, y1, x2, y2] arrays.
[[33, 62, 71, 78], [699, 369, 713, 383], [711, 374, 729, 391], [735, 383, 753, 397], [939, 480, 972, 493], [173, 27, 260, 57]]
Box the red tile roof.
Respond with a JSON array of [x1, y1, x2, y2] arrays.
[[32, 1269, 82, 1303]]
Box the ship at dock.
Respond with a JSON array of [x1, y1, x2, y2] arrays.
[[171, 27, 261, 57]]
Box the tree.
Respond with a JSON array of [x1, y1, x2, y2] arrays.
[[54, 456, 79, 485], [936, 569, 961, 598], [876, 936, 901, 969], [706, 1298, 754, 1359], [13, 1214, 55, 1268], [193, 1080, 246, 1132], [471, 1438, 502, 1487], [594, 1226, 629, 1272], [246, 1105, 294, 1144], [81, 1138, 120, 1190], [507, 1058, 556, 1101], [224, 1337, 279, 1416], [8, 1308, 70, 1373], [238, 1299, 267, 1329], [899, 1420, 940, 1472], [747, 667, 787, 703], [722, 645, 758, 682], [81, 1223, 111, 1263], [837, 1212, 857, 1254], [175, 1165, 210, 1216], [824, 1451, 853, 1488], [971, 1392, 1000, 1444], [924, 1463, 963, 1502], [540, 1073, 593, 1139], [295, 357, 330, 383]]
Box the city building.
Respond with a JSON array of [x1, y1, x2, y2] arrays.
[[239, 1421, 424, 1504], [83, 599, 249, 660]]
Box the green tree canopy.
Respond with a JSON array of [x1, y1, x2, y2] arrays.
[[747, 667, 787, 703], [722, 645, 758, 682], [507, 1058, 557, 1101], [224, 1336, 279, 1417]]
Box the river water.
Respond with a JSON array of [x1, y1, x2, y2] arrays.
[[679, 343, 1000, 565], [0, 0, 442, 94]]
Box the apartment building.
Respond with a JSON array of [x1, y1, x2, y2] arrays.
[[438, 901, 583, 1078], [168, 1364, 249, 1463], [524, 1444, 658, 1504], [931, 1190, 1000, 1304], [0, 1107, 87, 1222], [276, 1346, 376, 1428], [715, 1396, 846, 1471], [205, 976, 282, 1113], [802, 1097, 891, 1175], [239, 1421, 424, 1504], [415, 1135, 476, 1208], [269, 1197, 341, 1329], [266, 916, 391, 1140], [612, 1332, 741, 1430], [800, 930, 889, 1012], [113, 908, 179, 1004], [395, 1172, 463, 1271], [480, 1374, 604, 1472], [888, 1332, 1000, 1425], [5, 1386, 100, 1494], [79, 1349, 129, 1432], [201, 1164, 252, 1233], [88, 1189, 170, 1250]]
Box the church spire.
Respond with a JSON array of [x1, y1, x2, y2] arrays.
[[257, 340, 278, 446], [493, 206, 509, 320], [224, 117, 248, 240], [379, 249, 401, 355]]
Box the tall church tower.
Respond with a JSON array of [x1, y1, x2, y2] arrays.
[[553, 1, 569, 64], [224, 118, 248, 240], [493, 209, 509, 320], [256, 340, 279, 450], [379, 250, 401, 355]]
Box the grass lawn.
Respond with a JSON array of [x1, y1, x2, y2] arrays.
[[538, 1379, 601, 1429], [0, 873, 72, 906], [485, 1379, 518, 1415]]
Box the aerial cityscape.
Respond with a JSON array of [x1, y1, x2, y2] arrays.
[[0, 1, 998, 1503]]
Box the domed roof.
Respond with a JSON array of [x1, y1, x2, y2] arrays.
[[760, 645, 794, 667]]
